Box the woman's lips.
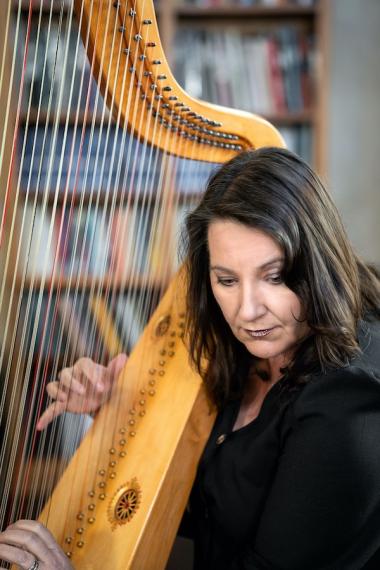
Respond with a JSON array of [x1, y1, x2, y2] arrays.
[[245, 327, 276, 338]]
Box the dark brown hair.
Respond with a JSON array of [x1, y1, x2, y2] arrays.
[[184, 147, 380, 408]]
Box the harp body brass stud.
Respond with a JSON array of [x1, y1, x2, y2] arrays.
[[149, 368, 156, 374], [120, 451, 127, 457], [66, 552, 72, 558], [120, 428, 126, 434], [88, 517, 95, 524], [99, 482, 106, 489], [168, 351, 175, 357], [139, 410, 146, 417], [139, 399, 146, 405], [160, 349, 166, 355], [129, 408, 136, 415], [88, 504, 95, 511], [77, 528, 84, 535], [168, 341, 175, 347], [99, 493, 106, 500], [77, 513, 84, 520], [120, 438, 127, 445], [89, 491, 95, 498], [159, 370, 165, 376], [149, 389, 156, 396], [110, 448, 116, 455], [65, 537, 72, 544], [110, 461, 117, 467], [159, 360, 165, 366], [129, 419, 135, 426], [77, 541, 84, 548], [99, 469, 106, 476], [149, 379, 155, 386], [110, 472, 116, 479], [130, 431, 136, 437]]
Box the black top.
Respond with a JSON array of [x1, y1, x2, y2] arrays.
[[183, 320, 380, 569]]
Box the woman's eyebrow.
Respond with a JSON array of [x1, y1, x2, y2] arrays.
[[259, 257, 284, 270], [210, 257, 284, 273]]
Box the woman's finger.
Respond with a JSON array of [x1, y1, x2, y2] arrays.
[[36, 400, 67, 431], [0, 521, 72, 568], [55, 372, 87, 396], [0, 542, 35, 569], [46, 382, 69, 401], [107, 353, 128, 382]]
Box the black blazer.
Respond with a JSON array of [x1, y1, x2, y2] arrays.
[[185, 319, 380, 569]]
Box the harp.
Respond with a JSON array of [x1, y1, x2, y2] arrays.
[[0, 0, 284, 568]]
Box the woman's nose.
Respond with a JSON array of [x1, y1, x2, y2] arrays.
[[238, 284, 266, 322]]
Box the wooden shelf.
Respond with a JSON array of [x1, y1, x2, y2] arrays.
[[20, 109, 112, 127], [20, 108, 313, 128], [264, 110, 315, 125], [19, 273, 165, 292], [15, 0, 70, 15], [20, 188, 201, 207], [170, 5, 317, 20]]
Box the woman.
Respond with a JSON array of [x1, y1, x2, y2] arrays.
[[1, 148, 380, 569]]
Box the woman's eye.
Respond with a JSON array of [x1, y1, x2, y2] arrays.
[[216, 277, 236, 287], [267, 274, 283, 284]]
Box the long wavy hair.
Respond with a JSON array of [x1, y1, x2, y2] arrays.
[[184, 147, 380, 409]]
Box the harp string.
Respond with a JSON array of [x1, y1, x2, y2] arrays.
[[0, 0, 69, 527], [25, 0, 99, 521], [0, 0, 31, 246], [10, 0, 86, 523], [22, 0, 122, 522]]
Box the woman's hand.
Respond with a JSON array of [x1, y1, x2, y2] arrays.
[[36, 353, 128, 431], [0, 520, 73, 569]]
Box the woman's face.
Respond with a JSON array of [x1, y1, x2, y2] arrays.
[[208, 220, 309, 365]]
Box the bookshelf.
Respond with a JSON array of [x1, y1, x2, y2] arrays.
[[157, 0, 328, 175]]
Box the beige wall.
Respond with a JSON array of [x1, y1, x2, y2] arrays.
[[327, 0, 380, 265]]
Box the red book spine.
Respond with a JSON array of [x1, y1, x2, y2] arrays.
[[267, 37, 286, 113]]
